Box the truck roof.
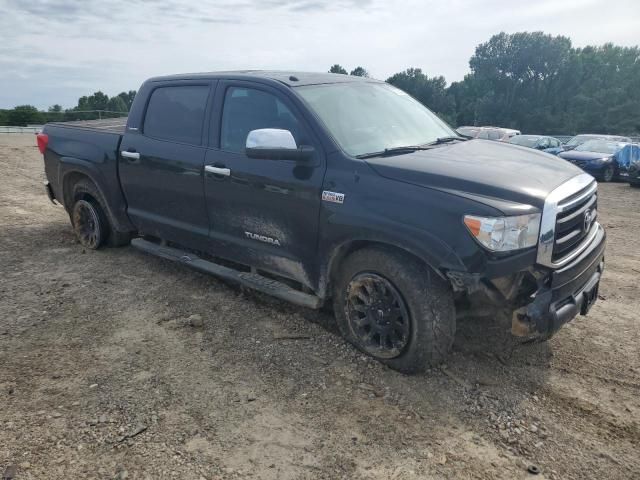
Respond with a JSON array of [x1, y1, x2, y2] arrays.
[[146, 70, 379, 87]]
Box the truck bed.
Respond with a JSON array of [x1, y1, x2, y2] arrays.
[[42, 119, 132, 234], [47, 117, 128, 134]]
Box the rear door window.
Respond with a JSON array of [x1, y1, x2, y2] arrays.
[[143, 86, 209, 145]]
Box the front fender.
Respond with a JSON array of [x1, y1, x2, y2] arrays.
[[316, 212, 468, 298]]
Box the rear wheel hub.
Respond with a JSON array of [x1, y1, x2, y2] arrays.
[[73, 200, 101, 249]]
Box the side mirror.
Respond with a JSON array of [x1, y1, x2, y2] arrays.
[[245, 128, 314, 161]]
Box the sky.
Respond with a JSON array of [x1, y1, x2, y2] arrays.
[[1, 0, 639, 110]]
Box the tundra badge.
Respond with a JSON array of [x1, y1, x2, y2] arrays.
[[244, 231, 281, 246]]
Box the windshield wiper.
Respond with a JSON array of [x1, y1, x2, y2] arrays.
[[424, 136, 468, 146], [355, 145, 434, 159], [356, 137, 468, 159]]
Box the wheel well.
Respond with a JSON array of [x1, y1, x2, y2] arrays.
[[326, 240, 441, 294], [62, 172, 95, 210], [62, 171, 135, 242]]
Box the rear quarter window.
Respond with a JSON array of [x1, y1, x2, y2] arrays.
[[143, 86, 209, 145]]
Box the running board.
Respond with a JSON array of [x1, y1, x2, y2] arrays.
[[131, 238, 322, 309]]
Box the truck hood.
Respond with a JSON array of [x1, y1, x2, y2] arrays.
[[364, 139, 584, 211]]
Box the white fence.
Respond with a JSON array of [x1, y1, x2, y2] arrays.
[[0, 126, 42, 134]]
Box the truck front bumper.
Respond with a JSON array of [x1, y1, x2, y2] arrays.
[[512, 224, 606, 337]]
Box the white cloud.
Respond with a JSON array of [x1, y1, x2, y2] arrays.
[[0, 0, 638, 108]]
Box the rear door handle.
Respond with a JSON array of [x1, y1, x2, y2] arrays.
[[121, 151, 140, 161], [205, 165, 231, 177]]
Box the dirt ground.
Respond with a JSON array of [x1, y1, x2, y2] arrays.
[[0, 133, 638, 480]]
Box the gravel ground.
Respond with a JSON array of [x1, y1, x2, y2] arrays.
[[1, 133, 638, 480]]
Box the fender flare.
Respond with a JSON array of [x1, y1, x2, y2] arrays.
[[316, 217, 467, 298], [58, 158, 135, 232]]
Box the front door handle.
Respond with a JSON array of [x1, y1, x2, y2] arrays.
[[205, 165, 231, 177], [121, 151, 140, 161]]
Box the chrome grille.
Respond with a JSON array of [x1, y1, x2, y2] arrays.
[[552, 185, 597, 262], [537, 173, 599, 268]]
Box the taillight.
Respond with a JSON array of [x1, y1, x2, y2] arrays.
[[36, 133, 49, 154]]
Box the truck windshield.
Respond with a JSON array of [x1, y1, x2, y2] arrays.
[[295, 82, 455, 157]]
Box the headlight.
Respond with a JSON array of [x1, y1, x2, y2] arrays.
[[464, 213, 541, 252], [596, 156, 613, 163]]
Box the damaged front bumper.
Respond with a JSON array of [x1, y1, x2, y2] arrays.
[[449, 224, 606, 339], [513, 225, 606, 338]]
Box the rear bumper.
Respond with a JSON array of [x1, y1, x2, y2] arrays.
[[512, 224, 606, 337]]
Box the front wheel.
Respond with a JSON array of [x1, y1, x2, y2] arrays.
[[602, 165, 615, 182], [333, 247, 456, 373]]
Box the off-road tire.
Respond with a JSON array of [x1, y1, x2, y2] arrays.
[[71, 179, 131, 248], [71, 198, 107, 249], [333, 247, 455, 373]]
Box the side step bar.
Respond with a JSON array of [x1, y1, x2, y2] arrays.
[[131, 238, 322, 309]]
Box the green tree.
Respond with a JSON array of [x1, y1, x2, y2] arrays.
[[7, 105, 42, 126], [329, 64, 348, 74], [106, 96, 128, 115], [350, 66, 369, 77], [386, 68, 456, 124], [48, 104, 63, 113], [454, 32, 640, 135], [117, 90, 137, 110], [466, 31, 573, 132], [76, 91, 109, 112]]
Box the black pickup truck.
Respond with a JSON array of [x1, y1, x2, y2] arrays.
[[38, 71, 605, 373]]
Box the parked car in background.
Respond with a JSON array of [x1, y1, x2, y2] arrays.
[[546, 134, 632, 155], [501, 127, 521, 137], [626, 162, 640, 187], [476, 127, 519, 142], [617, 143, 640, 187], [558, 139, 627, 182], [565, 134, 631, 149], [456, 126, 480, 138], [509, 134, 562, 151]]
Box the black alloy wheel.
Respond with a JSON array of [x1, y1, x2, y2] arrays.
[[345, 273, 411, 359]]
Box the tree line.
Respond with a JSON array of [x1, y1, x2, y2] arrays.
[[331, 32, 639, 135], [0, 90, 137, 126], [2, 31, 639, 135]]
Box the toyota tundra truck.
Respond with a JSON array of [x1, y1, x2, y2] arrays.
[[38, 71, 605, 373]]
